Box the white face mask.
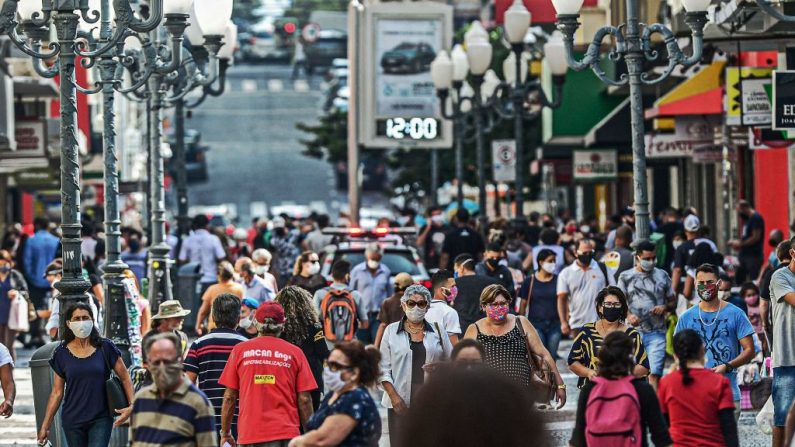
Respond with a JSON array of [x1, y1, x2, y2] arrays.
[[68, 320, 93, 339], [718, 290, 730, 301], [541, 262, 556, 274], [404, 306, 427, 323], [367, 259, 380, 270], [431, 215, 444, 225], [256, 265, 270, 275], [239, 315, 253, 329], [322, 367, 348, 393], [308, 262, 321, 275], [672, 241, 683, 250]]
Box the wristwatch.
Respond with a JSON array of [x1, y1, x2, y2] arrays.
[[557, 383, 567, 390], [723, 362, 735, 373], [219, 431, 231, 438]]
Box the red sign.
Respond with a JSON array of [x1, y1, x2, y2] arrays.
[[493, 0, 598, 24]]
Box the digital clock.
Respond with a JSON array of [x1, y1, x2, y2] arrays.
[[376, 117, 441, 140]]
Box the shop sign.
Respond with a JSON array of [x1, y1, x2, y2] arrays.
[[725, 67, 773, 126], [491, 140, 516, 183], [11, 120, 46, 157], [645, 117, 716, 158], [692, 146, 724, 164], [573, 149, 617, 181], [773, 70, 795, 130]]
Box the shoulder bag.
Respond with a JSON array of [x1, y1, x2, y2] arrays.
[[101, 342, 129, 415], [515, 317, 556, 402]]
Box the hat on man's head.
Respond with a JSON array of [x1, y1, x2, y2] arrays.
[[255, 301, 285, 325], [241, 298, 259, 310], [684, 215, 701, 233], [152, 300, 191, 320], [393, 272, 414, 289]]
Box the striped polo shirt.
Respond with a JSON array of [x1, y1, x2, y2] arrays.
[[129, 378, 216, 447], [183, 328, 247, 437]]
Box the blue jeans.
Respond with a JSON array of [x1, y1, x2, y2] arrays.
[[356, 312, 380, 344], [640, 331, 667, 376], [773, 366, 795, 426], [529, 318, 562, 360], [63, 416, 113, 447]]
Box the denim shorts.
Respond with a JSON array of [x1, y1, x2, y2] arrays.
[[641, 331, 667, 376], [773, 366, 795, 426]]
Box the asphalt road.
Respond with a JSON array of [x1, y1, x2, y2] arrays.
[[179, 62, 384, 225]]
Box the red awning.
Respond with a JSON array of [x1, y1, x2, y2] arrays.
[[645, 87, 723, 119]]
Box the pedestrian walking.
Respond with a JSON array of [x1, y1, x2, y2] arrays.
[[38, 302, 134, 447], [350, 243, 392, 344], [0, 342, 15, 418], [768, 241, 795, 447], [251, 248, 280, 293], [287, 251, 326, 295], [740, 282, 766, 353], [570, 331, 671, 447], [557, 239, 614, 338], [142, 300, 190, 364], [240, 259, 275, 303], [425, 269, 461, 345], [290, 341, 382, 447], [760, 240, 790, 349], [269, 217, 301, 284], [379, 284, 453, 446], [184, 294, 248, 440], [130, 332, 217, 447], [416, 207, 449, 270], [44, 264, 102, 339], [0, 250, 28, 361], [568, 286, 650, 388], [439, 209, 485, 270], [291, 39, 307, 80], [658, 329, 739, 447], [475, 242, 516, 302], [675, 263, 755, 423], [450, 338, 485, 365], [236, 297, 260, 340], [462, 284, 566, 405], [671, 214, 717, 297], [617, 241, 675, 389], [518, 249, 562, 360], [314, 260, 368, 345], [452, 254, 496, 332], [375, 272, 414, 348], [23, 217, 59, 347], [729, 200, 765, 283], [611, 225, 635, 280], [218, 301, 317, 447], [120, 233, 147, 289], [275, 286, 330, 410], [179, 214, 227, 296], [195, 261, 245, 335], [531, 229, 566, 274]]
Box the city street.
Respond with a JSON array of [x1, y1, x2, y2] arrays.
[[0, 342, 772, 446]]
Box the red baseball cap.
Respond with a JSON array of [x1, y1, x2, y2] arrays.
[[255, 301, 285, 325]]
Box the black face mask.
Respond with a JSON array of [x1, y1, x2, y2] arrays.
[[577, 253, 593, 265], [486, 258, 500, 270], [602, 307, 623, 323]]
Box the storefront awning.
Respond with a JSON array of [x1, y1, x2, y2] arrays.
[[584, 97, 631, 147], [645, 61, 726, 119], [13, 77, 58, 98]]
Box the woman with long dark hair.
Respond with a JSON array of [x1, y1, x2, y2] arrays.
[[275, 286, 330, 410], [37, 302, 135, 446], [658, 329, 739, 447], [570, 331, 671, 447], [287, 251, 327, 295]]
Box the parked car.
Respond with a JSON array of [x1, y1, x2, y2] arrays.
[[380, 42, 436, 74], [166, 128, 209, 182], [306, 29, 347, 74], [243, 26, 289, 61]]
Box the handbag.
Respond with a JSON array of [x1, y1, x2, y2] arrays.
[[516, 318, 557, 402], [101, 343, 129, 415], [7, 293, 29, 333]]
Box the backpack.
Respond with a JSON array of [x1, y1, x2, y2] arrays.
[[585, 376, 642, 447], [320, 288, 358, 342]]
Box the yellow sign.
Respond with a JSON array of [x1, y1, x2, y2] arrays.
[[726, 67, 773, 125], [254, 374, 276, 385]]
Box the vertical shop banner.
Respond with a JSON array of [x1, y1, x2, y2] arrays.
[[773, 70, 795, 130], [491, 140, 516, 183], [725, 67, 773, 126]]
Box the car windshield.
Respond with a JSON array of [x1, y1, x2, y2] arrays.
[[395, 43, 416, 50], [332, 251, 421, 276]]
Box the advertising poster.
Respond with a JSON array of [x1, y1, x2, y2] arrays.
[[773, 70, 795, 130], [374, 18, 442, 117], [573, 149, 618, 182]]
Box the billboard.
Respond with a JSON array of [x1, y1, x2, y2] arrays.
[[358, 2, 453, 148]]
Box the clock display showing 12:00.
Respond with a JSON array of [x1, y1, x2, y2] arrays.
[[384, 117, 439, 140]]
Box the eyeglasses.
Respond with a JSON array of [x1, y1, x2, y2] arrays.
[[324, 360, 352, 372], [405, 300, 429, 309], [602, 303, 622, 309]]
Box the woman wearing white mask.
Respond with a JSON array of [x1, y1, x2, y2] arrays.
[[290, 341, 382, 447], [379, 284, 453, 446], [518, 249, 562, 360], [287, 251, 327, 295], [37, 302, 134, 447]]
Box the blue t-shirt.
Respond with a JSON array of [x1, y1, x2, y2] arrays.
[[519, 274, 559, 321], [0, 275, 11, 325], [49, 339, 120, 428], [675, 303, 755, 401], [305, 386, 381, 447]]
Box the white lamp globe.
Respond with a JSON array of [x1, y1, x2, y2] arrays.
[[503, 51, 529, 84], [451, 44, 469, 82], [218, 22, 237, 60], [464, 20, 489, 46], [430, 50, 454, 90], [481, 69, 501, 100], [459, 82, 474, 112], [164, 0, 194, 15], [551, 0, 585, 15], [681, 0, 711, 12], [467, 41, 493, 76], [17, 0, 41, 21], [194, 0, 233, 36], [184, 5, 205, 46], [504, 0, 531, 44], [544, 32, 568, 76]]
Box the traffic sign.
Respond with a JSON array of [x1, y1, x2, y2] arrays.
[[492, 140, 516, 183], [302, 23, 321, 43]]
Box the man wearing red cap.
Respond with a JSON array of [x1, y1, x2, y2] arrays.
[[218, 302, 317, 447]]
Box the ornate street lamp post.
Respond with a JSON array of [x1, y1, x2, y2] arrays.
[[553, 0, 708, 240]]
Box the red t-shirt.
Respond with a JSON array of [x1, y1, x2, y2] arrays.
[[658, 368, 736, 447], [219, 336, 318, 444]]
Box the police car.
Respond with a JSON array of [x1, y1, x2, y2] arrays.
[[319, 227, 432, 289]]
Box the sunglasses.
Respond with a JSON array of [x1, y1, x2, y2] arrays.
[[324, 360, 352, 372], [405, 300, 429, 309]]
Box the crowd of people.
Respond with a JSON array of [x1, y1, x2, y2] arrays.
[[2, 199, 795, 446]]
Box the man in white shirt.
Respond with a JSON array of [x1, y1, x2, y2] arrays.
[[425, 270, 461, 346], [251, 249, 280, 294], [557, 239, 614, 337], [178, 215, 227, 295], [239, 261, 274, 303]]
